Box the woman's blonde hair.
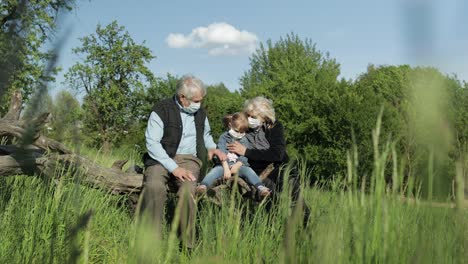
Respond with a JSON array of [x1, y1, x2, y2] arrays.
[[243, 96, 276, 127]]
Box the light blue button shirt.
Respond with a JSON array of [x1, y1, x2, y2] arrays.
[[145, 99, 217, 172]]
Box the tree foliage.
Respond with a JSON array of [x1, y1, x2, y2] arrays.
[[240, 33, 467, 187], [351, 65, 413, 175], [121, 74, 178, 151], [240, 33, 352, 179], [454, 81, 468, 149], [47, 90, 82, 143], [352, 65, 467, 197], [65, 21, 154, 151], [203, 83, 243, 140], [0, 0, 74, 114]]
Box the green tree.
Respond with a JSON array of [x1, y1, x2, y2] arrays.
[[22, 91, 54, 116], [121, 74, 177, 151], [240, 33, 352, 180], [0, 0, 75, 114], [203, 83, 243, 140], [450, 80, 468, 154], [65, 21, 155, 151], [353, 65, 465, 198], [352, 65, 413, 176], [47, 90, 82, 143]]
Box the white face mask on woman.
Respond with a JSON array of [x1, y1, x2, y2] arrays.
[[228, 129, 245, 139], [248, 117, 262, 129]]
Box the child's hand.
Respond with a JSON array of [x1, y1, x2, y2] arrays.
[[223, 169, 231, 180], [230, 162, 242, 174]]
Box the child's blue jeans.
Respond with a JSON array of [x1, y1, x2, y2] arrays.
[[201, 165, 263, 187]]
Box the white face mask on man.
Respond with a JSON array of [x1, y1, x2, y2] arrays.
[[248, 117, 262, 129], [183, 101, 201, 114], [228, 129, 245, 139]]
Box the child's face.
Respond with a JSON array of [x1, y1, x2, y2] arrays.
[[229, 126, 246, 139], [230, 118, 248, 134]]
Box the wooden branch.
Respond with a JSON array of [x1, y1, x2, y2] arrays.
[[0, 145, 43, 155], [3, 90, 22, 120], [0, 155, 37, 176], [19, 112, 51, 130], [0, 123, 72, 154], [259, 163, 275, 180], [44, 154, 143, 194], [0, 152, 143, 194], [34, 135, 72, 154], [0, 120, 25, 138], [112, 159, 128, 171]]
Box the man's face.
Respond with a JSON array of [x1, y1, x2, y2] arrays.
[[180, 89, 203, 108]]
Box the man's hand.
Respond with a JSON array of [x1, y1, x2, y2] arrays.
[[172, 167, 196, 182], [230, 162, 242, 174], [208, 148, 227, 161], [227, 141, 247, 156]]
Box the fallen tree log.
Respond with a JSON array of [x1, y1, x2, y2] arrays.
[[42, 154, 143, 194], [0, 149, 257, 203], [0, 151, 143, 194], [0, 90, 143, 195]]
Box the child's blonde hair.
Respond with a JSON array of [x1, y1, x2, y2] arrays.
[[223, 112, 249, 133]]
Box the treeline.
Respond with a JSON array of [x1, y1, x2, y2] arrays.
[[1, 4, 467, 190]]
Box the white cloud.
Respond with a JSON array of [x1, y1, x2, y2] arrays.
[[166, 22, 258, 56], [166, 33, 192, 48]]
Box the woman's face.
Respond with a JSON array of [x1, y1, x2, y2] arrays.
[[246, 110, 264, 122], [246, 111, 264, 128]]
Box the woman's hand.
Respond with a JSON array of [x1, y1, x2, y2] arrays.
[[227, 141, 246, 156]]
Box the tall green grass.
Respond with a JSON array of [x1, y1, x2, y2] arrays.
[[0, 140, 466, 263], [0, 175, 132, 263]]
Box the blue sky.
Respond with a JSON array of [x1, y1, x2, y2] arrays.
[[52, 0, 468, 94]]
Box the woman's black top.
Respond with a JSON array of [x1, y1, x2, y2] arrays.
[[244, 121, 289, 175]]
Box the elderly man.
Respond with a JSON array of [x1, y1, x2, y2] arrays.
[[141, 75, 225, 248]]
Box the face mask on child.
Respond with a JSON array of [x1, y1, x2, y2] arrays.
[[228, 129, 245, 139], [248, 117, 262, 129]]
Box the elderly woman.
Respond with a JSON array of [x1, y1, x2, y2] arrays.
[[227, 96, 310, 224]]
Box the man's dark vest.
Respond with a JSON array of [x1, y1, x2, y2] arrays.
[[143, 96, 207, 167]]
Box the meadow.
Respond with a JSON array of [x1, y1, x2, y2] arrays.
[[1, 140, 466, 264], [1, 2, 467, 263]]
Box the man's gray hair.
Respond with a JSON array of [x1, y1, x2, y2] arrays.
[[176, 75, 206, 99], [244, 96, 276, 124]]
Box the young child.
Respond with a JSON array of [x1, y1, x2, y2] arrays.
[[196, 112, 271, 197]]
